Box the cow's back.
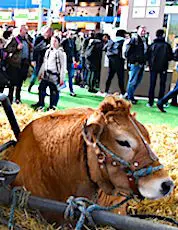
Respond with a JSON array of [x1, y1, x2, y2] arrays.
[[8, 107, 95, 201]]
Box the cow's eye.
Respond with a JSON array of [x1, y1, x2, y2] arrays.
[[117, 140, 131, 148]]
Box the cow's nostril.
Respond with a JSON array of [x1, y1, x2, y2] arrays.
[[161, 181, 174, 196]]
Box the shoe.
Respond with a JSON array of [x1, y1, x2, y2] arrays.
[[35, 106, 45, 112], [47, 106, 57, 111], [129, 99, 137, 105], [163, 103, 169, 108], [15, 99, 22, 104], [28, 85, 32, 93], [95, 91, 105, 97], [88, 88, 98, 93], [146, 103, 153, 108], [70, 92, 76, 97], [157, 103, 166, 113], [31, 102, 40, 108]]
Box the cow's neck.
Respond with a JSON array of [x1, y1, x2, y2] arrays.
[[75, 142, 99, 201]]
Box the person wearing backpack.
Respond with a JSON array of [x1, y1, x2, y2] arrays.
[[124, 25, 148, 104], [104, 29, 126, 96], [62, 31, 77, 96], [147, 29, 173, 107], [33, 36, 66, 111], [28, 26, 53, 92], [85, 33, 103, 93]]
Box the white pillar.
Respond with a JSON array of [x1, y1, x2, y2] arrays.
[[37, 0, 43, 33]]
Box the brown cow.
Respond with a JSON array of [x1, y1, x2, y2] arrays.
[[8, 96, 173, 218]]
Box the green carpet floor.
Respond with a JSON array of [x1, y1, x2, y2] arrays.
[[21, 84, 178, 128]]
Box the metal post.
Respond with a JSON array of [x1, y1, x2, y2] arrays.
[[106, 0, 109, 16], [0, 94, 20, 141], [0, 187, 178, 230], [75, 0, 78, 16], [37, 0, 43, 33]]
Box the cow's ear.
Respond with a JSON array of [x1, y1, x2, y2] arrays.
[[83, 111, 106, 144]]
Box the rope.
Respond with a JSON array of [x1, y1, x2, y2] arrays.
[[8, 187, 31, 229], [64, 196, 132, 230]]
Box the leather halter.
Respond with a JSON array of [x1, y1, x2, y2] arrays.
[[82, 116, 163, 197]]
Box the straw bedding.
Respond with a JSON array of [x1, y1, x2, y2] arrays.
[[0, 104, 177, 229]]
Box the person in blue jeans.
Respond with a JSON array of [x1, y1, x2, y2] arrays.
[[62, 31, 76, 96], [157, 80, 178, 112], [125, 26, 148, 104]]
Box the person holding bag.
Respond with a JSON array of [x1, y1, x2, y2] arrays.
[[34, 36, 66, 111]]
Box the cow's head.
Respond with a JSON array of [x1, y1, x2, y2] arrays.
[[83, 96, 174, 200]]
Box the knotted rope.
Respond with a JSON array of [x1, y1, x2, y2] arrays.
[[64, 196, 132, 230], [8, 187, 31, 229]]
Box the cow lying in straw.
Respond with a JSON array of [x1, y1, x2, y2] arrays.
[[8, 96, 174, 220]]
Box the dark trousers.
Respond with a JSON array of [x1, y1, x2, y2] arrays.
[[158, 80, 178, 105], [0, 87, 4, 93], [67, 63, 74, 93], [8, 61, 29, 103], [105, 57, 125, 94], [87, 70, 100, 90], [39, 80, 59, 108], [148, 71, 167, 106]]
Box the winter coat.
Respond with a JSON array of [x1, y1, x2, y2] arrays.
[[148, 37, 173, 72], [62, 38, 76, 64], [85, 39, 103, 71], [41, 47, 66, 86], [4, 35, 32, 68], [32, 35, 51, 71], [125, 35, 147, 64]]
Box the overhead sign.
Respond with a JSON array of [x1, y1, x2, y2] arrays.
[[132, 7, 146, 18], [0, 12, 12, 21], [28, 11, 39, 21], [32, 0, 40, 4], [147, 0, 161, 7], [146, 7, 160, 18], [14, 9, 29, 20], [133, 0, 146, 7]]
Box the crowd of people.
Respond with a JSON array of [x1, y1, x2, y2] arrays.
[[0, 24, 177, 112]]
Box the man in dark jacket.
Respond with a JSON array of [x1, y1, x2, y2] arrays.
[[28, 26, 53, 92], [147, 29, 173, 107], [62, 31, 76, 96], [125, 25, 148, 104], [85, 33, 103, 93]]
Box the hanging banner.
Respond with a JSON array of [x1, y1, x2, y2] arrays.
[[0, 12, 12, 22], [14, 9, 29, 20], [28, 10, 39, 22]]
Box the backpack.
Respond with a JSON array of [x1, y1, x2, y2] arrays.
[[85, 42, 95, 61], [107, 40, 124, 58]]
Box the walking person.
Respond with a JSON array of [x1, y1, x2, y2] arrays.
[[147, 29, 173, 107], [5, 25, 32, 104], [62, 31, 76, 96], [28, 26, 53, 92], [35, 36, 66, 111], [125, 25, 148, 104], [157, 80, 178, 112], [85, 33, 103, 93], [104, 29, 126, 96]]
